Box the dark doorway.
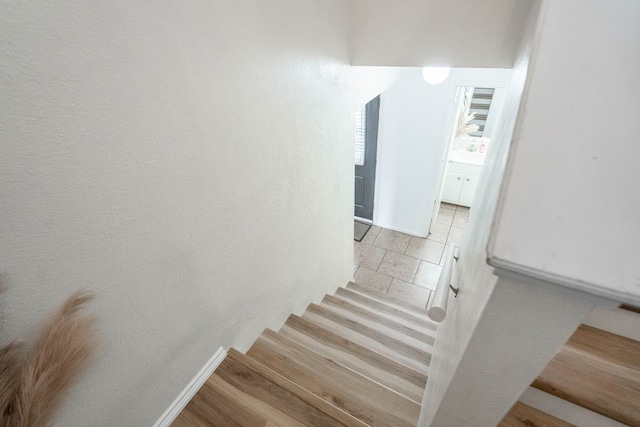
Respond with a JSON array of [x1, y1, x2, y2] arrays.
[[354, 96, 380, 220]]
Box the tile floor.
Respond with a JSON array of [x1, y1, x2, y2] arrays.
[[353, 203, 469, 309]]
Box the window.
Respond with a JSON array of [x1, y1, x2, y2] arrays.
[[467, 88, 494, 138], [354, 105, 366, 166]]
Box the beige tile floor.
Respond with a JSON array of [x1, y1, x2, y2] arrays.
[[353, 203, 469, 309]]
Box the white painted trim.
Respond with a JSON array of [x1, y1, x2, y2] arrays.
[[373, 222, 425, 238], [490, 258, 635, 306], [153, 347, 227, 427]]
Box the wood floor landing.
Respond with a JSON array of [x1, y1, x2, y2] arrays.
[[172, 282, 640, 426]]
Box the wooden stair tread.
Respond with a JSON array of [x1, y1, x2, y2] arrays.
[[346, 282, 432, 320], [225, 349, 366, 427], [247, 329, 421, 427], [334, 288, 436, 337], [215, 350, 348, 426], [335, 288, 438, 331], [567, 324, 640, 371], [172, 372, 305, 426], [499, 402, 575, 427], [326, 294, 436, 340], [174, 279, 640, 426], [280, 314, 426, 403], [301, 309, 430, 375], [283, 314, 427, 388], [319, 295, 435, 351], [532, 325, 640, 426], [304, 303, 431, 371]]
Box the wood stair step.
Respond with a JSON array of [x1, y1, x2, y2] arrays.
[[172, 372, 306, 426], [532, 324, 640, 426], [280, 314, 426, 403], [283, 314, 427, 388], [319, 296, 434, 352], [301, 309, 429, 375], [346, 282, 432, 321], [499, 402, 575, 427], [325, 293, 436, 340], [225, 349, 366, 427], [303, 303, 431, 372], [335, 286, 437, 333], [247, 329, 421, 427], [222, 349, 352, 426]]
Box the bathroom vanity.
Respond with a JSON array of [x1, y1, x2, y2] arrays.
[[441, 150, 485, 207]]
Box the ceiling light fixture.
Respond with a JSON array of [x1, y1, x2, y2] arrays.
[[422, 67, 451, 85]]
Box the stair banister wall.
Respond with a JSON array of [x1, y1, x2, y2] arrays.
[[418, 3, 542, 422], [417, 1, 598, 425], [487, 0, 640, 305], [419, 0, 639, 424]]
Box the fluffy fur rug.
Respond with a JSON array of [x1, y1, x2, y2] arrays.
[[0, 289, 98, 427]]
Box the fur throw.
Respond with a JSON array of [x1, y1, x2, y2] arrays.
[[1, 289, 98, 427]]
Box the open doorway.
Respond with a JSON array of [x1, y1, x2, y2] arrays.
[[431, 78, 509, 232], [352, 68, 511, 242]]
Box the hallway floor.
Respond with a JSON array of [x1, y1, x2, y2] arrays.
[[353, 203, 469, 309]]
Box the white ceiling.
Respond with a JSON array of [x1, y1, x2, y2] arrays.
[[349, 0, 533, 68]]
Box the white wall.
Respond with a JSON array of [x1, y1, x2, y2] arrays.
[[350, 67, 416, 107], [420, 1, 640, 424], [0, 1, 393, 425], [374, 68, 511, 237], [418, 1, 567, 424], [488, 0, 640, 305], [349, 0, 532, 67], [375, 69, 452, 236]]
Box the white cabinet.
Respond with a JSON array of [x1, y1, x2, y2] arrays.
[[442, 172, 465, 203], [441, 162, 481, 207], [459, 174, 479, 206]]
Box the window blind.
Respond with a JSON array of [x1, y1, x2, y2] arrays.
[[468, 88, 494, 137], [354, 105, 366, 165]]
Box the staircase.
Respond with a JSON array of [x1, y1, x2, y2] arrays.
[[504, 307, 640, 427], [171, 283, 640, 426], [172, 282, 432, 426]]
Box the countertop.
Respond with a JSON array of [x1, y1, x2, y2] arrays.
[[448, 149, 486, 166]]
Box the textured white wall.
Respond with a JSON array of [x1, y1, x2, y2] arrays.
[[350, 0, 532, 67], [0, 1, 386, 425], [488, 0, 640, 304]]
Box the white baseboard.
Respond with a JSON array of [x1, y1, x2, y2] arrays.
[[373, 222, 425, 238], [153, 347, 227, 427]]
